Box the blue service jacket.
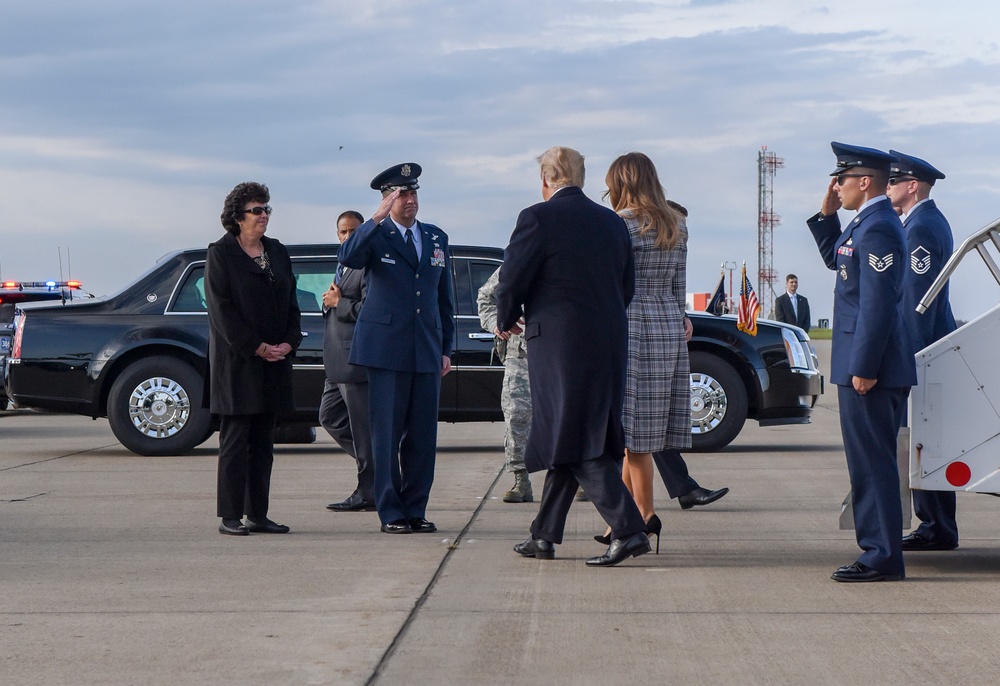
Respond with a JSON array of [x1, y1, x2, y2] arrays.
[[901, 200, 957, 352], [337, 216, 455, 373], [808, 197, 916, 388]]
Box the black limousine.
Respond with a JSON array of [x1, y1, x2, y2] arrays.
[[6, 244, 821, 456]]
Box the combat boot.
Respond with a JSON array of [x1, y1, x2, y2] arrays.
[[503, 470, 533, 503]]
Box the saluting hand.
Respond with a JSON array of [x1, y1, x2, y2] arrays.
[[821, 178, 842, 216], [372, 189, 401, 224]]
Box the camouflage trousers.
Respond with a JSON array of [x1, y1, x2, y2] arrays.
[[501, 352, 532, 473]]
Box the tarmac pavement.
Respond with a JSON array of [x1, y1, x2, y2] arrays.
[[3, 340, 1000, 685]]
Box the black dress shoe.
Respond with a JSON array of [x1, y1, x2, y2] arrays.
[[901, 532, 958, 551], [246, 517, 290, 534], [219, 519, 249, 536], [830, 561, 902, 582], [514, 538, 555, 559], [677, 486, 729, 510], [327, 490, 376, 512], [408, 517, 437, 533], [586, 532, 651, 567], [381, 520, 413, 534]]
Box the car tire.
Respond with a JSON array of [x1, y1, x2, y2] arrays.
[[688, 351, 748, 452], [107, 356, 212, 456]]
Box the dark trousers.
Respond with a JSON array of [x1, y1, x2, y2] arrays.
[[530, 456, 645, 545], [913, 490, 959, 545], [367, 368, 440, 524], [899, 403, 960, 545], [839, 384, 907, 577], [217, 413, 276, 520], [653, 449, 700, 499], [319, 379, 374, 500]]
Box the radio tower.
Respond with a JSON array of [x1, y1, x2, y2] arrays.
[[757, 146, 784, 319]]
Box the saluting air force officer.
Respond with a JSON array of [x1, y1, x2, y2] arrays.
[[336, 163, 455, 535], [808, 142, 916, 582], [886, 151, 960, 551]]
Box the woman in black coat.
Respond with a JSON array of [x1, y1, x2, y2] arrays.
[[206, 182, 302, 536]]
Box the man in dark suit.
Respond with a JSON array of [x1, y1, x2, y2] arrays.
[[808, 142, 916, 582], [496, 146, 650, 567], [337, 163, 454, 534], [886, 150, 960, 552], [773, 274, 811, 332], [320, 210, 376, 512]]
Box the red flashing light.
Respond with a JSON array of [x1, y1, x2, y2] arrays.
[[2, 281, 16, 289], [66, 281, 81, 288]]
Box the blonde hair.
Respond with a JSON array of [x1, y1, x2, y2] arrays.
[[537, 146, 585, 188], [604, 152, 680, 249]]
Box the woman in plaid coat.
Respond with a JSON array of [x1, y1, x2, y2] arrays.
[[602, 152, 691, 551]]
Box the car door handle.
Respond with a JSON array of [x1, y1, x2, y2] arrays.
[[301, 331, 309, 336], [468, 333, 495, 341]]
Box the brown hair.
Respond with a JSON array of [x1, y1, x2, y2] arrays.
[[604, 152, 680, 249]]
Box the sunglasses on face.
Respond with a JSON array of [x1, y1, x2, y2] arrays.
[[888, 177, 917, 186], [243, 205, 272, 216], [835, 173, 871, 186]]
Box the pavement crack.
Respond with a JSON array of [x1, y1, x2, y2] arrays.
[[4, 492, 48, 503], [365, 463, 505, 685]]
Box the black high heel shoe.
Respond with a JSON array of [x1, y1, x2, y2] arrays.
[[594, 531, 612, 545], [645, 514, 662, 554]]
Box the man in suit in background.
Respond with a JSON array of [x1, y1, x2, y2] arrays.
[[808, 142, 916, 582], [321, 210, 375, 512], [887, 150, 960, 552], [337, 163, 454, 535], [774, 274, 811, 332], [497, 146, 650, 567]]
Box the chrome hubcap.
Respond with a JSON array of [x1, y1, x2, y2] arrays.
[[127, 376, 190, 438], [689, 372, 727, 435]]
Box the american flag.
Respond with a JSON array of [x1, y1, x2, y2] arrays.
[[736, 263, 760, 336]]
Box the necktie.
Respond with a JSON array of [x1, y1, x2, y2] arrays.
[[791, 295, 798, 318], [334, 264, 345, 285], [404, 228, 418, 263]]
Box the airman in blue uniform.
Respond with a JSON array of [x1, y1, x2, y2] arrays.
[[808, 142, 916, 582], [337, 163, 455, 534], [887, 150, 960, 551]]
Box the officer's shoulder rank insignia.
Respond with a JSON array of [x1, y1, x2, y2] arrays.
[[868, 253, 894, 272], [911, 246, 931, 274]]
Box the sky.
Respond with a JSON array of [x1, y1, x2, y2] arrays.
[[2, 0, 999, 324]]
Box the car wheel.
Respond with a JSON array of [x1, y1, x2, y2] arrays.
[[688, 351, 748, 452], [107, 356, 212, 456]]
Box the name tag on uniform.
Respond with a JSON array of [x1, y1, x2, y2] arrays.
[[381, 256, 396, 264], [837, 246, 854, 257], [431, 247, 445, 267]]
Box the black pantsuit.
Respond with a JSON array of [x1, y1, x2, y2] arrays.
[[217, 413, 276, 519]]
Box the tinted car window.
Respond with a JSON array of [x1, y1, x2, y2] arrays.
[[292, 260, 337, 314], [171, 267, 207, 312], [453, 258, 502, 317]]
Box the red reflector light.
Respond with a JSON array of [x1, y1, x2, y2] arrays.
[[945, 461, 972, 487]]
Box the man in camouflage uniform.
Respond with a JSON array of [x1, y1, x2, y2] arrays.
[[477, 267, 533, 502]]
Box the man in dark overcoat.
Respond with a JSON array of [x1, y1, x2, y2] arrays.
[[496, 146, 651, 567], [337, 163, 454, 534], [886, 150, 960, 551], [808, 142, 916, 582], [320, 210, 375, 512]]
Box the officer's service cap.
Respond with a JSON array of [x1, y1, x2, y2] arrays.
[[828, 142, 894, 175], [889, 150, 945, 185], [370, 163, 422, 192]]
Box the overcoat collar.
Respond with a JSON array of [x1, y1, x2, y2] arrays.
[[219, 231, 276, 275]]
